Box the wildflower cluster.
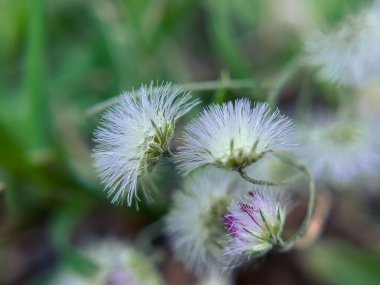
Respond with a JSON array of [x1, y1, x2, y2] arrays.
[[92, 81, 306, 276], [92, 4, 380, 273]]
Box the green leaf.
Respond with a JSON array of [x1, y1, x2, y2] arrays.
[[304, 240, 380, 285]]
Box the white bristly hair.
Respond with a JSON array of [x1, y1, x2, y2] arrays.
[[305, 1, 380, 86], [176, 99, 294, 174], [165, 168, 246, 276], [93, 82, 198, 205], [296, 114, 380, 187]]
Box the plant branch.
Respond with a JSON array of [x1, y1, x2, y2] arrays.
[[275, 154, 316, 251], [86, 79, 262, 117], [237, 167, 280, 186]]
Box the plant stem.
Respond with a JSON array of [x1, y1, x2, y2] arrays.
[[237, 154, 316, 251], [136, 218, 164, 253], [86, 79, 262, 117], [275, 155, 316, 251], [25, 0, 49, 148], [267, 58, 301, 108], [237, 167, 280, 186]]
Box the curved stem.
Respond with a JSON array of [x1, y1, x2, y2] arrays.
[[237, 154, 316, 251], [237, 167, 280, 186], [267, 58, 301, 108], [275, 155, 316, 251], [136, 218, 165, 253], [86, 79, 262, 117]]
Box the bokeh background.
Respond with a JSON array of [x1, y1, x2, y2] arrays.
[[1, 0, 380, 284]]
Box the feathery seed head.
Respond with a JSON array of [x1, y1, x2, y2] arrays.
[[305, 1, 380, 86], [93, 82, 198, 205], [224, 190, 287, 268], [176, 99, 294, 174], [165, 168, 244, 276], [296, 114, 380, 187]]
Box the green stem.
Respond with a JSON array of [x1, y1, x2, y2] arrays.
[[85, 79, 261, 117], [237, 167, 280, 186], [275, 155, 316, 251], [267, 58, 301, 108], [237, 154, 316, 251], [25, 0, 49, 148], [136, 218, 164, 253]]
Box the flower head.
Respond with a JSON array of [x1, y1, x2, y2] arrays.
[[49, 239, 164, 285], [176, 99, 294, 174], [93, 82, 198, 205], [224, 190, 287, 268], [165, 168, 245, 276], [296, 114, 380, 187], [306, 1, 380, 86]]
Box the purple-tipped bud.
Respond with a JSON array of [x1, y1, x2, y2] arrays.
[[223, 190, 287, 267]]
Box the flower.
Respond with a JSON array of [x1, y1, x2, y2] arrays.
[[305, 1, 380, 86], [176, 99, 294, 174], [223, 190, 287, 268], [165, 168, 246, 276], [93, 82, 198, 205], [296, 114, 380, 187], [49, 239, 164, 285]]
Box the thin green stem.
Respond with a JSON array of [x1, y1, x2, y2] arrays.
[[237, 164, 303, 187], [267, 58, 301, 108], [85, 79, 261, 117], [275, 154, 316, 251], [237, 167, 280, 186], [25, 0, 49, 148], [136, 218, 164, 253], [237, 154, 316, 251]]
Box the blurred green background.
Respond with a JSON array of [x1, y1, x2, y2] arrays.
[[0, 0, 379, 284]]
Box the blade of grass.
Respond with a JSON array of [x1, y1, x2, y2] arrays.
[[25, 0, 50, 148]]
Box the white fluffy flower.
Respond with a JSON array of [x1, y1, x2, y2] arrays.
[[306, 1, 380, 86], [176, 99, 294, 174], [224, 190, 287, 268], [93, 82, 198, 205], [165, 168, 246, 276], [49, 239, 164, 285], [296, 114, 380, 187]]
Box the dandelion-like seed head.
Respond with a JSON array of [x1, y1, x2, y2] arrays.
[[306, 1, 380, 86], [297, 114, 380, 186], [93, 82, 198, 205], [176, 99, 294, 174], [165, 168, 244, 276], [224, 190, 287, 268]]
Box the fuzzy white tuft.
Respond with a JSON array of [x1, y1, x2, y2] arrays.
[[296, 114, 380, 187], [93, 82, 198, 205], [165, 168, 245, 276], [176, 99, 294, 174], [305, 1, 380, 86]]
